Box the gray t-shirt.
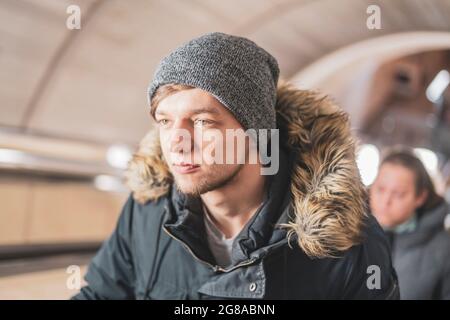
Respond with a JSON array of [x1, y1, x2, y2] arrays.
[[202, 203, 237, 268]]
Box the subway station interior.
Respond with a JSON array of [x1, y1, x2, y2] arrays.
[[1, 0, 450, 299]]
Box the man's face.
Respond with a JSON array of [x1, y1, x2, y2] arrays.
[[154, 88, 250, 196]]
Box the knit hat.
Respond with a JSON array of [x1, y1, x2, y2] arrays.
[[147, 32, 280, 130]]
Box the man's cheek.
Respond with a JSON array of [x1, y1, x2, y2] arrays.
[[159, 133, 171, 152], [160, 141, 172, 163]]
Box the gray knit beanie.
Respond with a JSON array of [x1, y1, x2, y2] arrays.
[[147, 32, 279, 130]]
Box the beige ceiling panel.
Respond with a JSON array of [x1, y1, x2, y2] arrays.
[[26, 0, 230, 144], [0, 0, 73, 126]]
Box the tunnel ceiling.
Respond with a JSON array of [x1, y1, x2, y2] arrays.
[[2, 0, 450, 146]]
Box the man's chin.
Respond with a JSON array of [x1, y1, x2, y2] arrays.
[[172, 164, 242, 196], [174, 176, 219, 196], [173, 177, 203, 196]]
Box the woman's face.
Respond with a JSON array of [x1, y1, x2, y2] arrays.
[[370, 163, 427, 228]]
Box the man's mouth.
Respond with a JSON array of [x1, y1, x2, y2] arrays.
[[172, 162, 201, 174]]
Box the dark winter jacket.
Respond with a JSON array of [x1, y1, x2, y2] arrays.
[[386, 201, 450, 299], [73, 83, 399, 299]]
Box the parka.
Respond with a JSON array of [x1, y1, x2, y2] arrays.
[[73, 83, 399, 299]]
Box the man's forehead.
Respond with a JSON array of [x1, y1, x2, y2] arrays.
[[156, 88, 225, 115]]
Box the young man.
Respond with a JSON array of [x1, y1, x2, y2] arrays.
[[73, 32, 399, 299]]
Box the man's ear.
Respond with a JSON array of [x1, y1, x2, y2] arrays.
[[415, 190, 428, 209]]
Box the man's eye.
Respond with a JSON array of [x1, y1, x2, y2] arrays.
[[194, 119, 212, 127], [157, 119, 169, 126]]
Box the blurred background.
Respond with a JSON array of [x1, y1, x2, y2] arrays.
[[1, 0, 450, 299]]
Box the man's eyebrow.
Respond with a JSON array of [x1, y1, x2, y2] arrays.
[[190, 107, 221, 115], [155, 109, 167, 116], [155, 106, 221, 116]]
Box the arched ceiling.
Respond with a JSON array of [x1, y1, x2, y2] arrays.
[[2, 0, 450, 147]]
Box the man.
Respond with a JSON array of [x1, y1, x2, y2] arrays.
[[73, 32, 399, 299]]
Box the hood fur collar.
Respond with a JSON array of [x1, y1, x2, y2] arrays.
[[125, 82, 368, 258]]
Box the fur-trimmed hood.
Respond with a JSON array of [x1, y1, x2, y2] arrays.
[[125, 82, 368, 259]]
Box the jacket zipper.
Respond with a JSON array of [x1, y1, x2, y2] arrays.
[[162, 225, 257, 273], [386, 277, 399, 300]]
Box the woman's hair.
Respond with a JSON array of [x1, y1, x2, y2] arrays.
[[380, 147, 444, 213]]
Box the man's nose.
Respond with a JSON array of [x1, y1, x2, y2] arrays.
[[169, 121, 194, 154]]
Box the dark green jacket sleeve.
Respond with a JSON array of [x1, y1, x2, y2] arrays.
[[441, 252, 450, 299], [72, 195, 136, 300], [341, 215, 400, 300]]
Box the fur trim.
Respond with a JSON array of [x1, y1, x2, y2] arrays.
[[124, 130, 172, 204], [125, 82, 368, 258]]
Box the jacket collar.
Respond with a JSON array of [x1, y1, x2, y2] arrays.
[[393, 201, 449, 249], [162, 145, 294, 268], [125, 82, 368, 258]]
